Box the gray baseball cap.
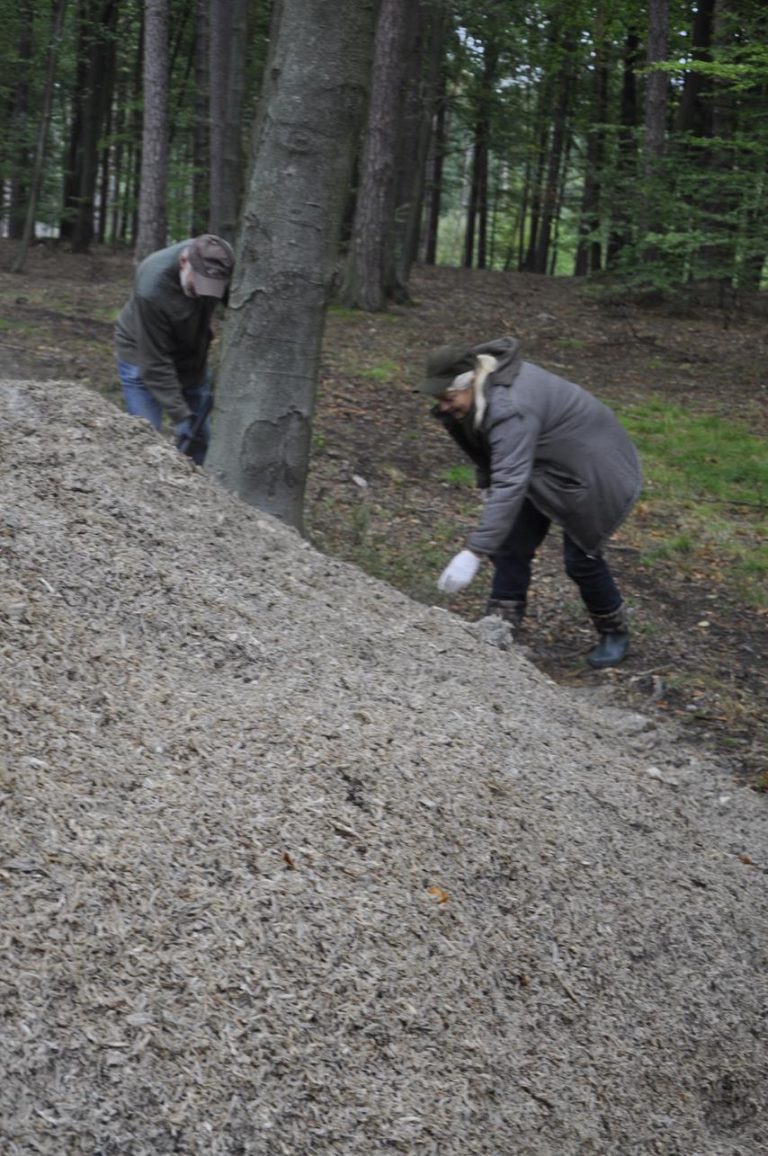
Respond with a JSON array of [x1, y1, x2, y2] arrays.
[[187, 234, 235, 298]]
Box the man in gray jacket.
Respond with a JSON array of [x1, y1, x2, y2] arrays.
[[418, 336, 642, 668], [114, 234, 234, 464]]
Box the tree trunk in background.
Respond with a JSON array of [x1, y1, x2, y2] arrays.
[[209, 0, 248, 242], [206, 0, 379, 531], [61, 0, 119, 251], [136, 0, 169, 260], [607, 29, 640, 267], [12, 0, 69, 273], [8, 1, 34, 240], [694, 3, 739, 291], [339, 0, 409, 311], [574, 8, 607, 275], [641, 0, 669, 260], [192, 0, 210, 235], [522, 73, 553, 271], [533, 31, 574, 275], [464, 37, 497, 270], [675, 0, 715, 137], [392, 0, 444, 291], [424, 65, 447, 265]]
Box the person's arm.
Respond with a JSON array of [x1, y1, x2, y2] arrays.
[[134, 296, 191, 423], [466, 409, 540, 556]]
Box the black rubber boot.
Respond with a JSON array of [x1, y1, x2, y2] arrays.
[[586, 604, 629, 669], [485, 598, 526, 633]]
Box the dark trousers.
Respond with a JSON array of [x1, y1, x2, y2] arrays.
[[491, 499, 622, 617]]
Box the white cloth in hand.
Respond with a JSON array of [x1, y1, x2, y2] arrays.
[[437, 549, 481, 593]]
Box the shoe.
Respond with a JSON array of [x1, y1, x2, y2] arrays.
[[485, 598, 526, 631], [586, 603, 629, 669], [586, 631, 629, 669]]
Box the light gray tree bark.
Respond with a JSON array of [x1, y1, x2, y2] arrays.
[[205, 0, 379, 531], [208, 0, 248, 242], [135, 0, 169, 260]]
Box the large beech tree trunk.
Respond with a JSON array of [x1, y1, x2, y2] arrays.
[[209, 0, 248, 242], [206, 0, 379, 531]]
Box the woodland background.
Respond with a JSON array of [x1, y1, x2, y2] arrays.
[[3, 0, 767, 292]]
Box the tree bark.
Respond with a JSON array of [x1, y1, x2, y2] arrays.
[[191, 0, 210, 235], [135, 0, 169, 260], [61, 0, 119, 252], [339, 0, 409, 312], [644, 0, 669, 170], [8, 1, 35, 240], [464, 38, 497, 270], [392, 0, 444, 292], [424, 65, 447, 266], [206, 0, 379, 531], [209, 0, 248, 242], [533, 31, 575, 275], [574, 8, 608, 276], [607, 30, 640, 267]]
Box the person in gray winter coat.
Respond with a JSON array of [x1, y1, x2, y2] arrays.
[[114, 234, 234, 464], [417, 336, 642, 668]]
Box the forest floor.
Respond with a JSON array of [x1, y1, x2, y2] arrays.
[[1, 240, 767, 790]]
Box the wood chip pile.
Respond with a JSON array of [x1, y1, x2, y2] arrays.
[[1, 381, 766, 1155]]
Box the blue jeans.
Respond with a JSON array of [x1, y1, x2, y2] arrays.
[[491, 498, 622, 617], [117, 360, 212, 464]]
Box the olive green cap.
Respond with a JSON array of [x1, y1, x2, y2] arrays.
[[417, 344, 478, 396]]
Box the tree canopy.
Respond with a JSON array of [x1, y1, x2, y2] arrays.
[[2, 0, 766, 292]]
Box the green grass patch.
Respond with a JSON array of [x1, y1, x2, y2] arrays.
[[623, 399, 768, 504], [620, 398, 768, 606], [440, 463, 475, 487], [360, 360, 400, 382]]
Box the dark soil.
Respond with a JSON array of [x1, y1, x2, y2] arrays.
[[2, 241, 767, 788]]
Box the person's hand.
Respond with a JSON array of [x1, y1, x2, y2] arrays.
[[175, 415, 208, 464], [175, 416, 195, 443], [437, 549, 481, 593]]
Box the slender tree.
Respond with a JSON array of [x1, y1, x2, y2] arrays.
[[135, 0, 169, 259], [339, 0, 410, 311], [61, 0, 119, 251], [7, 1, 35, 240], [641, 0, 669, 260], [191, 0, 209, 235], [206, 0, 379, 530], [392, 1, 445, 285]]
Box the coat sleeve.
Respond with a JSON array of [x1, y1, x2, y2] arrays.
[[133, 296, 191, 423], [467, 409, 540, 555]]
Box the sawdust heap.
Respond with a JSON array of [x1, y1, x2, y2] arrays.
[[1, 380, 766, 1155]]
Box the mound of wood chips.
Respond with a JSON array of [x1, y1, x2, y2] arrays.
[[1, 380, 766, 1156]]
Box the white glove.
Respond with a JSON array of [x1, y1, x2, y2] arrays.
[[437, 549, 481, 593]]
